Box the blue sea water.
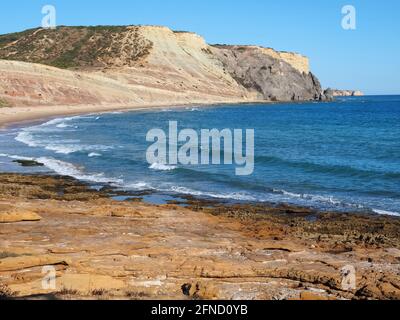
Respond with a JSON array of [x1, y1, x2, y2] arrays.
[[0, 96, 399, 215]]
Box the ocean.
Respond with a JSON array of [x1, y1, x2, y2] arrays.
[[1, 95, 399, 216]]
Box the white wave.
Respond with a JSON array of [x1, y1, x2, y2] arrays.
[[149, 163, 177, 171], [36, 157, 123, 185], [188, 107, 200, 111], [272, 188, 364, 209], [15, 123, 68, 148], [35, 116, 79, 129], [50, 144, 113, 155], [372, 209, 400, 217], [125, 182, 155, 190], [273, 189, 322, 202], [15, 131, 38, 147], [1, 153, 121, 184], [88, 152, 102, 158], [18, 115, 81, 135], [0, 153, 34, 161], [41, 118, 70, 127], [16, 125, 113, 155], [56, 123, 74, 129], [169, 186, 256, 201], [121, 182, 255, 201], [15, 115, 81, 150], [44, 144, 85, 154]]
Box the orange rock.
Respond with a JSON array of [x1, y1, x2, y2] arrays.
[[300, 291, 334, 300], [0, 211, 42, 223], [0, 255, 70, 272]]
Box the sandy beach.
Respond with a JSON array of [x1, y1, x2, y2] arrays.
[[0, 99, 251, 130]]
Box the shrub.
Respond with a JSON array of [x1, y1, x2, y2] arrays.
[[0, 98, 10, 108]]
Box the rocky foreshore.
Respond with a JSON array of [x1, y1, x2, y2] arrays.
[[1, 173, 399, 300]]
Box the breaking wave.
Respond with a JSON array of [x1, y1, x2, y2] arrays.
[[167, 186, 257, 201], [0, 152, 121, 185], [88, 152, 102, 158], [149, 163, 177, 171], [36, 157, 123, 185], [372, 209, 400, 217], [15, 118, 113, 155]]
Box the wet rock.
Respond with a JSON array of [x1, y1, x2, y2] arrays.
[[12, 160, 44, 167], [0, 211, 42, 223], [181, 283, 192, 296]]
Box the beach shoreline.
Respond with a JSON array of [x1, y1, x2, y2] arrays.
[[0, 98, 271, 130], [1, 96, 331, 131], [0, 102, 210, 130]]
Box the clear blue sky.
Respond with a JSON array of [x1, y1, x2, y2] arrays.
[[1, 0, 399, 94]]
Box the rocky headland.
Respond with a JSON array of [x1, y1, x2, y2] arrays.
[[0, 25, 329, 127], [324, 88, 364, 97]]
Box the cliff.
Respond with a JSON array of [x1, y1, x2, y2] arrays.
[[260, 48, 310, 74], [324, 88, 364, 97], [212, 45, 324, 101], [0, 26, 327, 108]]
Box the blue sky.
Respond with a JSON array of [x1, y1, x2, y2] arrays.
[[1, 0, 399, 94]]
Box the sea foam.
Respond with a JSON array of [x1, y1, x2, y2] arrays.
[[372, 209, 400, 217], [36, 157, 123, 185], [149, 163, 177, 171]]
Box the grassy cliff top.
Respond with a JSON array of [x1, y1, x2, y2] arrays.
[[0, 26, 153, 69]]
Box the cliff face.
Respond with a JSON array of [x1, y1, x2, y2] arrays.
[[0, 26, 326, 107], [324, 88, 364, 97], [260, 48, 309, 74], [212, 45, 325, 101]]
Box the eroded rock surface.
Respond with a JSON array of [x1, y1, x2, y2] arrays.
[[0, 211, 42, 223], [0, 174, 399, 300], [212, 45, 326, 101]]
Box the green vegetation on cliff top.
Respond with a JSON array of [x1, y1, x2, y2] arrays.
[[0, 26, 152, 69]]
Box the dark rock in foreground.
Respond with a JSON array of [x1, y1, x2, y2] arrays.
[[12, 159, 44, 167]]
